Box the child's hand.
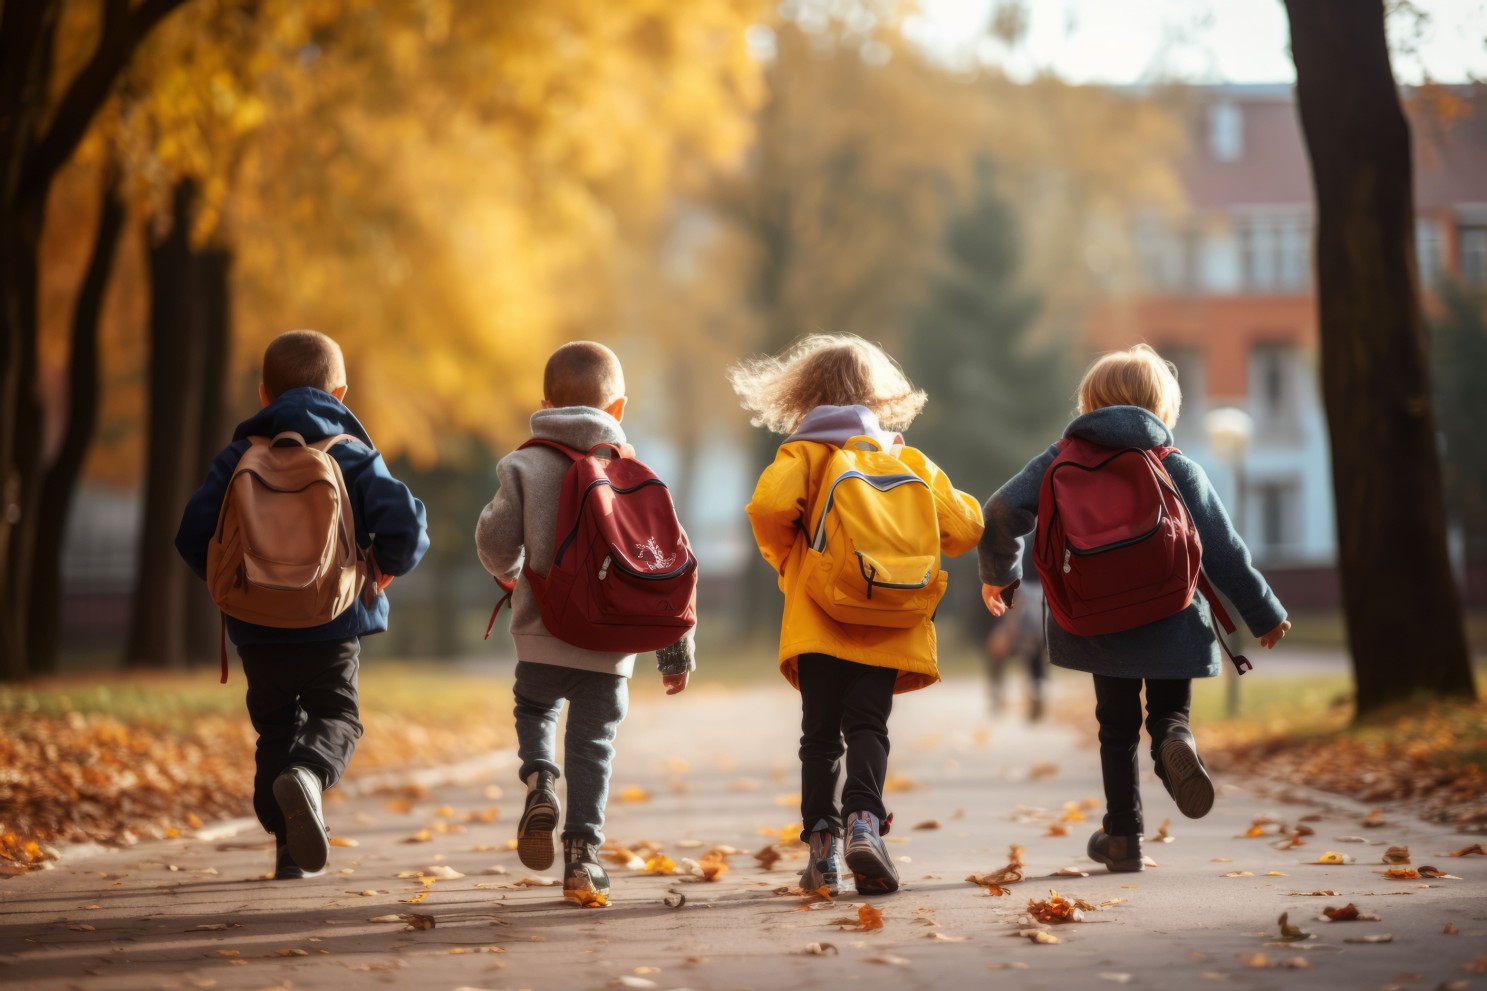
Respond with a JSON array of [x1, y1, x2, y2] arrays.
[[982, 583, 1009, 617], [661, 672, 689, 695], [1258, 620, 1291, 649]]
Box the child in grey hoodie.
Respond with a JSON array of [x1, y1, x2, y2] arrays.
[[475, 341, 694, 902]]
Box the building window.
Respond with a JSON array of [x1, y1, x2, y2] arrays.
[[1134, 217, 1189, 291], [1416, 219, 1443, 290], [1237, 214, 1310, 292], [1208, 103, 1243, 163], [1249, 343, 1303, 442], [1256, 481, 1298, 554], [1462, 225, 1487, 288]]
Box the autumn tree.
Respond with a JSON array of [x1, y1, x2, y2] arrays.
[[1284, 0, 1475, 714], [0, 0, 187, 677]]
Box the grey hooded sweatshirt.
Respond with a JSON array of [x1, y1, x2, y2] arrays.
[[475, 406, 695, 678]]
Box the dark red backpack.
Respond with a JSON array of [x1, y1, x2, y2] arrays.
[[485, 440, 697, 652], [1033, 439, 1251, 672]]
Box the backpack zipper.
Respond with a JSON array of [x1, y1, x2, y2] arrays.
[[553, 477, 671, 566], [855, 552, 932, 595], [810, 470, 927, 551]]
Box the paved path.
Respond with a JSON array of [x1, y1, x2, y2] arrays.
[[2, 675, 1483, 991]]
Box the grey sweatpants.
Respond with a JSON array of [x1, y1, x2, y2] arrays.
[[513, 661, 629, 845]]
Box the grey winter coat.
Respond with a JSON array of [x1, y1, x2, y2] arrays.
[[976, 406, 1287, 680], [475, 406, 695, 678]]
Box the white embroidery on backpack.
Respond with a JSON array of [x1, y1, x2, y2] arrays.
[[634, 536, 678, 571]]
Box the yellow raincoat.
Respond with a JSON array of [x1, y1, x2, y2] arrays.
[[746, 440, 985, 693]]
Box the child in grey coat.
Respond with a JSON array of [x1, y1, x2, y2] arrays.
[[475, 341, 694, 902], [978, 344, 1290, 872]]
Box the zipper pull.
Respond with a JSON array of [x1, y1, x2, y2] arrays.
[[1063, 548, 1072, 574], [598, 555, 611, 581]]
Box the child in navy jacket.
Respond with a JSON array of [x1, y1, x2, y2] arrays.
[[978, 344, 1289, 872], [176, 330, 429, 878]]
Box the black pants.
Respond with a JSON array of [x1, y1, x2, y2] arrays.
[[239, 638, 363, 839], [1092, 674, 1192, 836], [798, 653, 897, 838]]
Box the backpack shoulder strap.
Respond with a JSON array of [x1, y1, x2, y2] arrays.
[[519, 438, 635, 461], [309, 433, 361, 453], [1150, 444, 1182, 460], [841, 434, 884, 453]]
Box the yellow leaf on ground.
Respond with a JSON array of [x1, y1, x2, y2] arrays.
[[855, 904, 885, 931]]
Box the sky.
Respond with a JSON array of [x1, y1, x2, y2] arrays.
[[905, 0, 1487, 84]]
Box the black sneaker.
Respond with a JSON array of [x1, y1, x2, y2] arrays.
[[1158, 736, 1215, 819], [273, 765, 329, 874], [843, 811, 899, 895], [562, 838, 611, 903], [1087, 830, 1144, 873], [273, 841, 322, 880], [800, 819, 840, 896], [517, 771, 560, 871]]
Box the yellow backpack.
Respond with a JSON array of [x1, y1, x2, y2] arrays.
[[803, 436, 947, 629]]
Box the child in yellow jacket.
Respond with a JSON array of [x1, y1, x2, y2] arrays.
[[731, 334, 984, 896]]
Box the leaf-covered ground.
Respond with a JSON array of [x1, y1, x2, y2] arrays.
[[0, 665, 512, 873]]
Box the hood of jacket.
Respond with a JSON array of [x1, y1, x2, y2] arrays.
[[786, 404, 901, 449], [1064, 405, 1174, 449], [232, 387, 374, 446], [528, 405, 627, 453]]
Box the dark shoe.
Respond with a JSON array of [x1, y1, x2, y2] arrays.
[[273, 765, 329, 874], [1159, 736, 1215, 819], [517, 771, 560, 871], [562, 838, 611, 904], [1088, 830, 1144, 873], [800, 818, 840, 896], [273, 840, 323, 880], [844, 811, 899, 894]]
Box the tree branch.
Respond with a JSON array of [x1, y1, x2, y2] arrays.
[[18, 0, 189, 204]]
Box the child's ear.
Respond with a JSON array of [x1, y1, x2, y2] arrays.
[[331, 384, 349, 404], [606, 396, 627, 422], [258, 382, 272, 408], [540, 399, 554, 409]]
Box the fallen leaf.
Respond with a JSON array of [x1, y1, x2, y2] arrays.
[[565, 888, 609, 908], [864, 954, 910, 965], [801, 942, 838, 956], [1045, 822, 1069, 837], [854, 904, 884, 931], [1054, 867, 1089, 877], [1264, 871, 1289, 877], [1381, 867, 1421, 880], [424, 865, 464, 880], [927, 932, 967, 942], [1314, 851, 1353, 865], [1418, 865, 1461, 879], [1322, 903, 1362, 921], [330, 837, 358, 848], [1025, 930, 1060, 944], [1030, 763, 1059, 779], [1449, 843, 1485, 857], [616, 787, 651, 804], [185, 923, 239, 931], [369, 915, 404, 923], [1286, 889, 1339, 896], [1026, 890, 1085, 924], [1444, 922, 1459, 934], [754, 845, 783, 870], [401, 829, 432, 844], [1150, 819, 1174, 843], [1360, 809, 1387, 828], [643, 855, 676, 876], [1382, 845, 1411, 865], [400, 891, 428, 904], [1344, 933, 1393, 944], [663, 892, 685, 908], [1238, 952, 1273, 969], [614, 978, 658, 990], [912, 820, 941, 831], [1221, 871, 1254, 878], [267, 948, 309, 957], [403, 913, 435, 930]]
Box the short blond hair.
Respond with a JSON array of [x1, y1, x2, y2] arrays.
[[544, 341, 625, 409], [1077, 343, 1182, 427], [727, 334, 927, 435], [262, 330, 346, 399]]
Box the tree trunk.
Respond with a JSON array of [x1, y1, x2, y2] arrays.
[[31, 168, 126, 673], [126, 181, 206, 669], [184, 246, 232, 663], [1285, 0, 1476, 716]]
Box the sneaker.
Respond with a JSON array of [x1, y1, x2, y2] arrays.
[[562, 838, 611, 903], [1158, 736, 1215, 819], [843, 811, 899, 894], [800, 819, 840, 896], [517, 771, 560, 871], [273, 840, 323, 880], [1087, 830, 1144, 873], [272, 765, 329, 874]]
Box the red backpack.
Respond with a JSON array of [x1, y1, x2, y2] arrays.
[[485, 440, 697, 652], [1033, 439, 1251, 672]]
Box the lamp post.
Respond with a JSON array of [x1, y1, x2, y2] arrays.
[[1204, 407, 1254, 718]]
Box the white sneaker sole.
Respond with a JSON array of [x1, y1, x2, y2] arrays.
[[273, 773, 329, 874]]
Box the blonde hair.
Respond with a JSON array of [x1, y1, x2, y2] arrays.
[[262, 330, 346, 399], [727, 334, 927, 435], [544, 341, 625, 409], [1077, 343, 1182, 427]]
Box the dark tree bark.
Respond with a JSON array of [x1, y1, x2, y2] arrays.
[[126, 181, 206, 669], [1285, 0, 1476, 716], [32, 168, 127, 673], [184, 246, 232, 663], [0, 0, 188, 679]]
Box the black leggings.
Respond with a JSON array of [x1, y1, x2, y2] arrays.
[[1091, 674, 1192, 836], [797, 654, 897, 837]]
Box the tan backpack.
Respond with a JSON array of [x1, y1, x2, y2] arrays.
[[207, 431, 366, 632]]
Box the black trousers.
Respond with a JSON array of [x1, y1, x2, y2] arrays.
[[1091, 674, 1193, 836], [239, 638, 363, 839], [798, 653, 897, 838]]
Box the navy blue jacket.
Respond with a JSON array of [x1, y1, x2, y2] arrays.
[[175, 387, 430, 646], [977, 406, 1286, 680]]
